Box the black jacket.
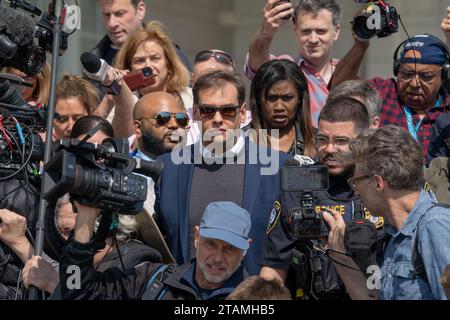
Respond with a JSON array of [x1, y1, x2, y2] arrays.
[[0, 179, 39, 300], [59, 238, 242, 300]]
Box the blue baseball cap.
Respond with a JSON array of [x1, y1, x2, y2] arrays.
[[400, 34, 448, 65], [199, 202, 251, 250]]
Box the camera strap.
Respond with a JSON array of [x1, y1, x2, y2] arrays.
[[93, 211, 113, 250]]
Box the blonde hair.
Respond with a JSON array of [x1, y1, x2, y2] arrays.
[[114, 21, 190, 93], [56, 74, 99, 114], [36, 63, 51, 105], [1, 63, 51, 105]]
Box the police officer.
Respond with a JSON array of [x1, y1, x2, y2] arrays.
[[261, 97, 384, 299]]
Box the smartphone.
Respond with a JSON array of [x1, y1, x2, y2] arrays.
[[274, 0, 292, 20], [123, 67, 156, 92]]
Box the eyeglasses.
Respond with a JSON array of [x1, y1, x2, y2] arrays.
[[198, 105, 241, 119], [398, 69, 441, 83], [194, 50, 235, 67], [313, 135, 352, 149], [347, 175, 371, 190], [140, 112, 190, 127]]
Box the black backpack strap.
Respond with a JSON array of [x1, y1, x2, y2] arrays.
[[411, 226, 427, 281], [142, 263, 177, 300], [411, 203, 449, 281]]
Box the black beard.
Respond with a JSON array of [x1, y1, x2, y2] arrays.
[[141, 132, 169, 158], [331, 163, 355, 181]]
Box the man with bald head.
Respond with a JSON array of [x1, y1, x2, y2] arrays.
[[132, 92, 190, 221], [132, 91, 190, 161]]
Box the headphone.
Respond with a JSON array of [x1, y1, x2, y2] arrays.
[[393, 34, 450, 82]]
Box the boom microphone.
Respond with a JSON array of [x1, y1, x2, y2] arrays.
[[80, 51, 121, 96]]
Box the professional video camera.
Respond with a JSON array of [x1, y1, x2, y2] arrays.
[[281, 163, 330, 238], [0, 0, 73, 75], [43, 138, 164, 215], [352, 0, 399, 40], [0, 81, 47, 179]]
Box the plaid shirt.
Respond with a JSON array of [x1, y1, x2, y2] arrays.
[[245, 53, 338, 127], [368, 77, 450, 160]]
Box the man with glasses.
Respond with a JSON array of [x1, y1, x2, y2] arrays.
[[131, 91, 189, 217], [154, 71, 289, 276], [190, 49, 252, 140], [331, 31, 450, 161], [260, 97, 383, 299], [324, 125, 450, 300]]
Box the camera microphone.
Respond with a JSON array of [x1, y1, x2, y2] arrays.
[[0, 4, 45, 75], [80, 51, 121, 96]]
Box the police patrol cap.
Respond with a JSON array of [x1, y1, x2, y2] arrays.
[[199, 202, 251, 250], [400, 34, 448, 66]]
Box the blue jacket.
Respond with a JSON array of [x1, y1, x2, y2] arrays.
[[154, 139, 290, 276]]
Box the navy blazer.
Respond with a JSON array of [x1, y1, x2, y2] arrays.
[[154, 139, 290, 276]]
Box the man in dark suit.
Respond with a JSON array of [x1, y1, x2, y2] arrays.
[[154, 71, 290, 276]]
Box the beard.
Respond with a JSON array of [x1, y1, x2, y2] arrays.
[[141, 132, 170, 158], [322, 151, 355, 181], [196, 254, 240, 285]]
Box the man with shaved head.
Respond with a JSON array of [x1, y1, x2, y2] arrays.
[[133, 91, 190, 161], [132, 92, 190, 217]]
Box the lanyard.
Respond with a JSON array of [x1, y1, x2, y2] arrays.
[[403, 97, 441, 141]]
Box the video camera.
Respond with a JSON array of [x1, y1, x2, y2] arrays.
[[43, 138, 164, 215], [0, 81, 47, 179], [352, 0, 398, 40], [281, 163, 330, 238], [0, 0, 73, 75]]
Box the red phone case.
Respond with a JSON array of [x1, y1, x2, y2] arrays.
[[123, 67, 156, 91]]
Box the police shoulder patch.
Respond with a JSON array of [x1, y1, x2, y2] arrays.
[[267, 201, 282, 235], [364, 209, 384, 229]]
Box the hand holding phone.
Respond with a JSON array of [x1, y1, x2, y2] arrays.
[[273, 0, 292, 20], [123, 67, 156, 92]]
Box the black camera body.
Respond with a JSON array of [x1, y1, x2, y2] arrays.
[[43, 138, 161, 215], [352, 0, 398, 40], [281, 165, 330, 238]]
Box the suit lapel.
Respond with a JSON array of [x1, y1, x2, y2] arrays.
[[243, 139, 261, 216], [176, 145, 196, 262]]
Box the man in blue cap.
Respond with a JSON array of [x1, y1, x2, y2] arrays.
[[331, 27, 450, 162], [59, 201, 252, 300]]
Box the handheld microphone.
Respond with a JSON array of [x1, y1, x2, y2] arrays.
[[80, 51, 122, 96]]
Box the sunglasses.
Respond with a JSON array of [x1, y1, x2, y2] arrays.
[[194, 50, 235, 67], [140, 112, 190, 127], [198, 105, 241, 119]]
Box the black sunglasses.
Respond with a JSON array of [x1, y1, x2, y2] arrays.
[[194, 50, 235, 67], [198, 105, 241, 119], [140, 112, 190, 127]]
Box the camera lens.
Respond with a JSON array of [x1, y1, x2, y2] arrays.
[[352, 15, 377, 40], [26, 46, 46, 75]]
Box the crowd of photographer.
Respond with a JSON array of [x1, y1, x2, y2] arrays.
[[1, 0, 450, 301]]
